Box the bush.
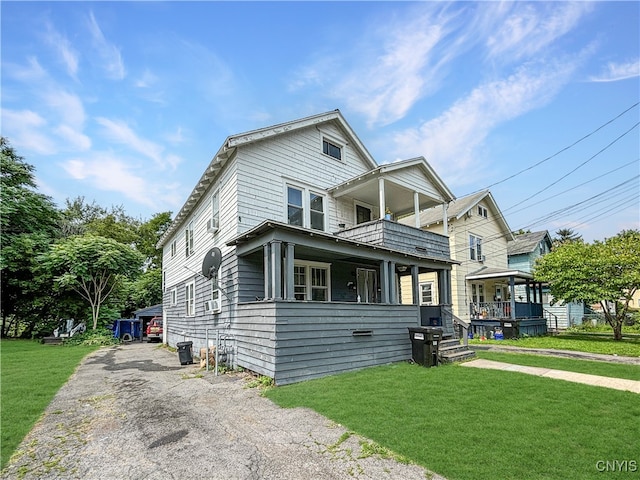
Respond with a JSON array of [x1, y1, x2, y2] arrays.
[[63, 328, 120, 346]]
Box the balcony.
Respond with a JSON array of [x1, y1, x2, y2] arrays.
[[335, 219, 450, 261], [470, 301, 543, 320]]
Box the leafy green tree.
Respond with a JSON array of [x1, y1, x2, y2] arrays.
[[60, 197, 140, 244], [534, 230, 640, 340], [0, 137, 62, 337], [136, 211, 172, 269], [40, 235, 144, 330]]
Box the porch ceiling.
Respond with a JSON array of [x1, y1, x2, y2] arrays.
[[466, 267, 534, 283]]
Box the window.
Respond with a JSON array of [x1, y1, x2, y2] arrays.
[[357, 268, 377, 303], [310, 193, 324, 230], [471, 283, 485, 304], [420, 282, 434, 305], [205, 270, 222, 314], [293, 261, 331, 301], [170, 288, 177, 306], [185, 282, 195, 316], [478, 205, 488, 218], [322, 138, 342, 160], [287, 186, 303, 226], [170, 239, 177, 257], [470, 234, 482, 261], [286, 184, 326, 231], [356, 204, 372, 224], [185, 221, 194, 257], [210, 191, 220, 232]]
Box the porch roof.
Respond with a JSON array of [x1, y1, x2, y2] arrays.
[[227, 220, 458, 268], [466, 266, 534, 283]]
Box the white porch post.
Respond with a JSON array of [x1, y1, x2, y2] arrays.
[[271, 240, 282, 300], [379, 177, 386, 219], [414, 191, 420, 228], [442, 203, 449, 236], [509, 275, 516, 320]]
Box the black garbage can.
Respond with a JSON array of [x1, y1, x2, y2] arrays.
[[408, 327, 443, 367], [177, 341, 194, 365]]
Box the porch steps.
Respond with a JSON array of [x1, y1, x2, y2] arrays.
[[438, 338, 476, 363]]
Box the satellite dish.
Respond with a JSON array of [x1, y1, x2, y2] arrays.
[[202, 247, 222, 279]]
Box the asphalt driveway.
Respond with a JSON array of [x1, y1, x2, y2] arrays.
[[2, 342, 440, 480]]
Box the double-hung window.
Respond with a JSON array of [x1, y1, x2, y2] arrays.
[[205, 269, 222, 314], [293, 261, 331, 301], [185, 281, 195, 316], [210, 191, 220, 232], [185, 221, 194, 257], [170, 240, 177, 257], [470, 234, 482, 261], [170, 288, 177, 306], [420, 282, 434, 305], [286, 185, 325, 231]]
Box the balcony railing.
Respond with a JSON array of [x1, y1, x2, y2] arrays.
[[470, 301, 543, 320], [335, 219, 450, 260]]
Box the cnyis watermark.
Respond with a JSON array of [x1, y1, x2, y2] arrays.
[[595, 460, 637, 472]]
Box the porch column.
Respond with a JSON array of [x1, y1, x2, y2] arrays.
[[263, 243, 271, 299], [413, 192, 420, 228], [284, 243, 295, 301], [389, 261, 397, 304], [379, 178, 386, 219], [539, 283, 544, 304], [438, 269, 452, 305], [411, 265, 420, 305], [380, 260, 389, 303], [271, 240, 283, 300], [532, 281, 537, 303], [442, 203, 449, 236], [509, 275, 516, 320]]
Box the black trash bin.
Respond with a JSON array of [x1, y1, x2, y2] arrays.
[[177, 341, 194, 365], [408, 327, 443, 367]]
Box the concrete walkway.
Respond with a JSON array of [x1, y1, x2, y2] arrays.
[[461, 359, 640, 394]]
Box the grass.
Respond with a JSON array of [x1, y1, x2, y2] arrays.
[[265, 362, 640, 480], [0, 340, 99, 470], [474, 351, 640, 381], [470, 332, 640, 357]]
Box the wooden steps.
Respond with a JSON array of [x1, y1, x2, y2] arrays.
[[438, 338, 476, 363]]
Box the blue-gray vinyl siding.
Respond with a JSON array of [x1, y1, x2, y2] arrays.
[[236, 302, 420, 385]]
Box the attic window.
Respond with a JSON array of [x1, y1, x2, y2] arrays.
[[322, 139, 342, 161], [478, 205, 488, 218]]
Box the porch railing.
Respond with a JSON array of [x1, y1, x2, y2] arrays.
[[470, 301, 543, 320]]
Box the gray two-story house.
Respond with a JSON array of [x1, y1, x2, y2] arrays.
[[158, 110, 457, 384]]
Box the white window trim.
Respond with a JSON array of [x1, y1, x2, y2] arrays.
[[170, 239, 177, 257], [419, 282, 434, 305], [185, 221, 194, 257], [469, 234, 483, 262], [170, 288, 177, 306], [205, 268, 222, 314], [210, 190, 220, 233], [185, 281, 195, 317], [285, 182, 327, 231], [477, 205, 488, 218], [293, 260, 331, 301], [318, 129, 346, 163]]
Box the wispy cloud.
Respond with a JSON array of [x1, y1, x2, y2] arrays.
[[41, 89, 86, 128], [54, 125, 91, 151], [87, 11, 125, 80], [43, 22, 79, 78], [62, 155, 157, 208], [485, 2, 593, 61], [589, 59, 640, 82], [391, 59, 579, 185], [1, 108, 57, 155], [96, 117, 182, 170]]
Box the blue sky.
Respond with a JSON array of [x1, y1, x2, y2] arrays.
[[2, 1, 638, 242]]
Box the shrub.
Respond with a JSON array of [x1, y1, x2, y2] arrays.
[[63, 328, 119, 346]]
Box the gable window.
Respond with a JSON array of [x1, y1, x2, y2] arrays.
[[210, 191, 220, 232], [185, 281, 195, 316], [478, 205, 488, 218], [170, 240, 177, 257], [420, 282, 434, 305], [185, 221, 194, 257], [286, 184, 326, 231], [470, 234, 482, 261], [293, 261, 331, 301], [322, 138, 342, 161]]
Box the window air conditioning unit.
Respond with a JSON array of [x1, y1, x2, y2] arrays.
[[206, 218, 219, 234], [480, 255, 486, 263], [205, 299, 220, 312]]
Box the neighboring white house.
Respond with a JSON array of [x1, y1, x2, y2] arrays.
[[158, 110, 459, 384]]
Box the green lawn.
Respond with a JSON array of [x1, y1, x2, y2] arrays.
[[265, 362, 640, 480], [470, 332, 640, 357], [0, 340, 99, 469], [474, 351, 640, 380]]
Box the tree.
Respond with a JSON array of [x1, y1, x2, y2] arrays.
[[553, 228, 582, 247], [135, 211, 172, 270], [534, 230, 640, 340], [40, 235, 144, 330], [0, 137, 62, 337]]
